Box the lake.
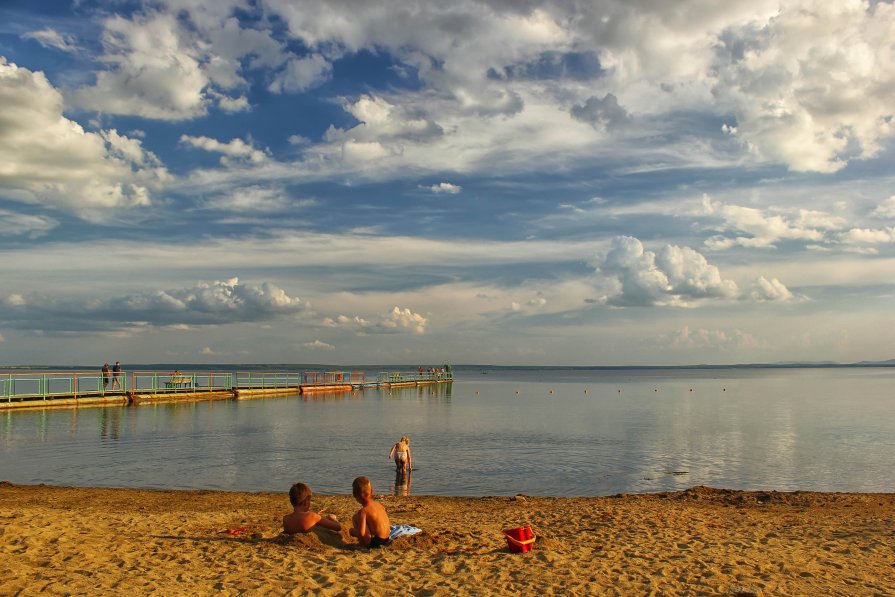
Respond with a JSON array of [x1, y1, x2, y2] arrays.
[[1, 366, 894, 497]]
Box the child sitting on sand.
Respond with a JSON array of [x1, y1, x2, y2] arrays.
[[349, 476, 391, 548], [282, 482, 341, 534]]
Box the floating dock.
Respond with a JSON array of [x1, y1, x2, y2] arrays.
[[1, 367, 453, 410]]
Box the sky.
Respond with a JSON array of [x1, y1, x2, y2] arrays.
[[0, 0, 893, 367]]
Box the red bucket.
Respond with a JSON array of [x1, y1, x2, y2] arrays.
[[503, 525, 535, 553]]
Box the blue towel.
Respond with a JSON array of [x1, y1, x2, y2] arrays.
[[389, 524, 422, 540]]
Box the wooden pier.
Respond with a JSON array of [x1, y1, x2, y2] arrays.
[[0, 368, 453, 410]]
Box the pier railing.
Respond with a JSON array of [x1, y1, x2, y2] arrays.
[[234, 371, 301, 389], [377, 370, 453, 383], [130, 371, 233, 394], [301, 371, 366, 386], [2, 366, 452, 403], [1, 371, 128, 402]]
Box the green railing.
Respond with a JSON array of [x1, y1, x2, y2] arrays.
[[234, 372, 302, 388], [1, 365, 452, 403], [0, 371, 128, 402], [130, 371, 233, 394]]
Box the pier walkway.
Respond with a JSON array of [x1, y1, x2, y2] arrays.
[[0, 367, 453, 410]]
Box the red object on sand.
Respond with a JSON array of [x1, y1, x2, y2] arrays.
[[503, 526, 535, 553]]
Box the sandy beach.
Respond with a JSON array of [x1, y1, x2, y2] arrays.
[[1, 482, 893, 596]]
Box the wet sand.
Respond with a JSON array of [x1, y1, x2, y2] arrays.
[[1, 482, 893, 595]]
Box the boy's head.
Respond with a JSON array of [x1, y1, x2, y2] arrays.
[[288, 482, 312, 507], [352, 476, 373, 501]]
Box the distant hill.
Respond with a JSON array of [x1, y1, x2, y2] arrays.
[[856, 358, 895, 366]]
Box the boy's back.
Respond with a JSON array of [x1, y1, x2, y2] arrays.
[[360, 500, 391, 539], [350, 476, 391, 547]]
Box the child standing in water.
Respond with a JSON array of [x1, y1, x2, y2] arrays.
[[388, 435, 412, 473], [349, 476, 391, 548]]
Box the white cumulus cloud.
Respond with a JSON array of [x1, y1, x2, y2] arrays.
[[303, 339, 335, 350], [427, 182, 462, 194], [322, 306, 428, 334], [598, 236, 739, 307], [180, 135, 269, 165], [872, 196, 895, 219], [713, 1, 895, 172], [0, 59, 165, 215], [597, 236, 797, 306], [0, 277, 306, 333], [749, 276, 795, 302], [269, 53, 332, 93]]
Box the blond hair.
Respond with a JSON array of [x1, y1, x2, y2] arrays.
[[400, 435, 410, 445]]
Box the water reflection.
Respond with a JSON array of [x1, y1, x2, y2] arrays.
[[1, 368, 894, 495], [374, 383, 452, 402], [99, 408, 121, 441], [391, 469, 412, 497]]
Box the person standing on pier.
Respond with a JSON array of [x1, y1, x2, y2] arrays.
[[101, 363, 110, 392], [111, 361, 122, 390]]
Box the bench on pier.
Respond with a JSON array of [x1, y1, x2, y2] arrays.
[[165, 375, 193, 389]]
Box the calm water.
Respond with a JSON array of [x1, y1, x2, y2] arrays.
[[1, 366, 894, 497]]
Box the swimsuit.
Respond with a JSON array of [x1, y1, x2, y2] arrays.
[[368, 535, 391, 549], [394, 450, 408, 463]]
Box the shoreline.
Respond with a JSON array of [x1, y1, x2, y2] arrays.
[[2, 483, 893, 595]]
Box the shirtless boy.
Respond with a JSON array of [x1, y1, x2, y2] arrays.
[[282, 483, 341, 534], [349, 476, 391, 548]]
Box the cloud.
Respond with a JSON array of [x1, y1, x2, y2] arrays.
[[180, 135, 269, 165], [0, 277, 306, 333], [266, 1, 569, 92], [597, 236, 739, 307], [71, 13, 211, 120], [570, 93, 629, 130], [325, 94, 444, 146], [837, 227, 895, 245], [0, 59, 165, 215], [303, 339, 335, 350], [670, 326, 762, 351], [712, 1, 895, 172], [322, 306, 428, 334], [200, 185, 310, 213], [702, 195, 840, 250], [50, 0, 894, 184], [200, 346, 217, 355], [22, 28, 78, 52], [749, 276, 794, 302], [382, 306, 428, 333], [872, 196, 895, 219], [426, 182, 462, 194], [67, 8, 296, 120], [215, 94, 251, 113], [703, 194, 895, 254], [5, 294, 26, 307], [269, 53, 332, 93], [0, 210, 59, 238]]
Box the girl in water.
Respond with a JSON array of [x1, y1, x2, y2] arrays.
[[388, 435, 412, 473]]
